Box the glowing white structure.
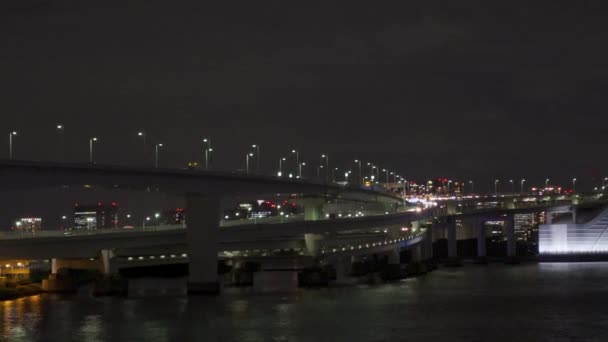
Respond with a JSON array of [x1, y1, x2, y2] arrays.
[[539, 207, 608, 254]]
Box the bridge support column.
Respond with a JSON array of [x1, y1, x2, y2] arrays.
[[411, 245, 422, 262], [504, 215, 519, 264], [303, 198, 325, 221], [387, 248, 400, 265], [186, 195, 221, 295], [446, 219, 460, 266], [424, 226, 433, 260], [51, 258, 59, 275], [100, 249, 115, 275], [475, 219, 487, 264], [304, 234, 323, 258]]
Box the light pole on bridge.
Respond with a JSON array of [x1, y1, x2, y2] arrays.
[[245, 153, 254, 175], [572, 178, 577, 193], [252, 144, 260, 173], [155, 143, 163, 168], [320, 154, 329, 182], [89, 137, 98, 164], [494, 179, 499, 196], [203, 138, 211, 169], [520, 179, 526, 194], [8, 131, 17, 160], [354, 159, 362, 185], [469, 180, 474, 194]]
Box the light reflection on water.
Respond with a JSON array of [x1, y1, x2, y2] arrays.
[[2, 263, 608, 341]]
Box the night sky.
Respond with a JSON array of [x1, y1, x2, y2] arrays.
[[1, 1, 607, 226]]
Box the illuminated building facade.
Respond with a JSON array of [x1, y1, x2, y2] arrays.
[[539, 208, 608, 254], [13, 218, 42, 232], [73, 202, 119, 230]]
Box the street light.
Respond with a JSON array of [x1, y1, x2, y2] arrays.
[[521, 179, 526, 194], [155, 143, 163, 168], [354, 159, 362, 184], [278, 157, 286, 177], [317, 164, 324, 178], [510, 179, 514, 194], [143, 216, 151, 229], [56, 124, 65, 161], [291, 149, 299, 176], [382, 169, 389, 184], [298, 162, 306, 178], [89, 137, 97, 164], [494, 179, 499, 196], [321, 154, 329, 181], [469, 180, 474, 194], [545, 178, 550, 188], [252, 144, 260, 173], [245, 153, 254, 174], [332, 167, 338, 182], [572, 178, 577, 193], [447, 180, 452, 195], [8, 131, 17, 160], [203, 138, 211, 169]]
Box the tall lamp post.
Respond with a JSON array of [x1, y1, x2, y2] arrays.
[[317, 165, 324, 178], [203, 138, 211, 169], [8, 131, 17, 160], [510, 179, 514, 194], [89, 137, 97, 164], [321, 154, 329, 181], [469, 180, 474, 194], [155, 143, 163, 168], [252, 144, 260, 173], [298, 162, 306, 178], [572, 178, 577, 193], [291, 150, 299, 176], [494, 179, 499, 196], [245, 153, 254, 175], [278, 157, 286, 177], [520, 179, 526, 194], [354, 159, 362, 184], [137, 131, 146, 164], [56, 124, 65, 161], [545, 178, 550, 188]]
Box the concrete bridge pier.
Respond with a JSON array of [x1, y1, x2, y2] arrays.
[[410, 244, 422, 262], [446, 219, 461, 266], [186, 194, 221, 294], [475, 219, 487, 264], [423, 225, 434, 260], [504, 215, 519, 264]]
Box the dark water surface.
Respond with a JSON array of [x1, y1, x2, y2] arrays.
[[2, 263, 608, 341]]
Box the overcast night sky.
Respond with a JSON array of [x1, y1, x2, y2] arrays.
[[1, 1, 607, 226]]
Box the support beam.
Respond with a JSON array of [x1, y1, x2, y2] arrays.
[[447, 220, 457, 259], [186, 195, 221, 294], [411, 245, 422, 262], [387, 248, 400, 265], [424, 225, 433, 260], [476, 219, 487, 264], [504, 215, 519, 264], [100, 249, 114, 275]]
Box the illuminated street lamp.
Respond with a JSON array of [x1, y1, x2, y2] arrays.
[[245, 153, 254, 174], [572, 178, 577, 193], [494, 179, 499, 196], [510, 179, 514, 194], [252, 144, 260, 173], [382, 169, 389, 184], [321, 154, 329, 181], [203, 138, 212, 169], [89, 137, 98, 164], [317, 164, 324, 178], [298, 162, 306, 178], [278, 157, 286, 177], [291, 149, 299, 175], [545, 178, 550, 188], [155, 143, 163, 168], [332, 167, 338, 183], [143, 216, 151, 229], [520, 179, 526, 194], [447, 180, 452, 195], [56, 124, 65, 161], [469, 180, 474, 194], [8, 131, 17, 160], [354, 159, 362, 184]]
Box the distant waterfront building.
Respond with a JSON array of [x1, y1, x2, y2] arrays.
[[73, 202, 119, 230], [13, 218, 42, 232], [162, 208, 186, 225]]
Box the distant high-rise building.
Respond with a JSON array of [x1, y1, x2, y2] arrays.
[[14, 218, 42, 232], [73, 202, 119, 230]]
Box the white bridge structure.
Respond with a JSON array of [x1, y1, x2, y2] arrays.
[[540, 207, 608, 255]]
